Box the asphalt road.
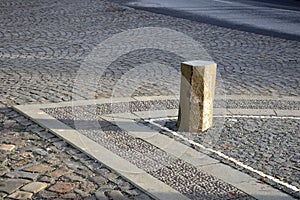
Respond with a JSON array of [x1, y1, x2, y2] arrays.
[[120, 0, 300, 40]]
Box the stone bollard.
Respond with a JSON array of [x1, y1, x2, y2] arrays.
[[177, 60, 217, 133]]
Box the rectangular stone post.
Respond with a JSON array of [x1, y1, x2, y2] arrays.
[[177, 60, 217, 133]]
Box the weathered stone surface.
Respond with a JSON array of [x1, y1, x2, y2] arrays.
[[32, 148, 48, 156], [105, 173, 119, 182], [23, 164, 54, 173], [48, 182, 75, 193], [5, 171, 39, 180], [63, 173, 85, 182], [21, 182, 48, 193], [36, 190, 58, 199], [0, 167, 10, 176], [60, 192, 78, 199], [7, 191, 33, 199], [3, 120, 17, 128], [80, 181, 96, 193], [89, 176, 107, 185], [134, 193, 153, 200], [38, 176, 55, 184], [46, 156, 59, 165], [107, 190, 130, 200], [49, 166, 71, 178], [125, 189, 140, 196], [178, 60, 217, 133], [74, 188, 89, 197], [98, 184, 115, 191], [10, 160, 32, 168], [37, 131, 55, 139], [4, 138, 26, 146], [85, 195, 97, 200], [95, 191, 109, 200], [0, 144, 15, 151], [118, 180, 132, 191], [0, 192, 7, 198], [0, 179, 29, 194]]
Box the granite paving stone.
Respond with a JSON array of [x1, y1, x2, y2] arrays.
[[21, 182, 48, 193], [49, 167, 72, 179], [23, 164, 54, 173], [38, 176, 55, 184], [89, 176, 108, 186], [0, 144, 16, 151], [95, 191, 109, 200], [35, 190, 58, 199], [48, 182, 75, 194], [85, 195, 97, 200], [74, 188, 90, 198], [5, 171, 39, 181], [7, 191, 33, 200], [60, 192, 78, 199], [0, 179, 30, 194], [107, 190, 130, 200]]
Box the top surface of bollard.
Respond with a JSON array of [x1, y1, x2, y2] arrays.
[[182, 60, 216, 67]]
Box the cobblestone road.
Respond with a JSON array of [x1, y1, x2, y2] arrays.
[[159, 117, 300, 195], [0, 0, 299, 199], [0, 107, 151, 199], [0, 0, 299, 105]]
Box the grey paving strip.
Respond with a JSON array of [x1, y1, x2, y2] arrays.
[[34, 95, 300, 117], [13, 103, 189, 200], [147, 118, 299, 198], [110, 112, 299, 199], [13, 96, 299, 199], [14, 99, 252, 200], [223, 95, 300, 102]]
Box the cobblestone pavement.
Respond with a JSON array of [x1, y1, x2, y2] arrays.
[[0, 0, 299, 199], [0, 107, 153, 199], [0, 0, 300, 105], [155, 116, 300, 197], [43, 104, 255, 200]]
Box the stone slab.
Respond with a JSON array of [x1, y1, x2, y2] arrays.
[[48, 182, 75, 194], [274, 109, 300, 117], [5, 171, 39, 181], [0, 179, 30, 194], [223, 95, 300, 102], [228, 109, 276, 116], [14, 104, 190, 200], [133, 95, 178, 102], [198, 160, 295, 200], [21, 182, 48, 193], [0, 144, 16, 151], [133, 109, 178, 119], [7, 191, 33, 200]]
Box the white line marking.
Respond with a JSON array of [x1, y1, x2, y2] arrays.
[[217, 115, 300, 120], [145, 116, 300, 192]]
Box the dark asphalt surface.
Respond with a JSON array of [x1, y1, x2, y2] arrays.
[[115, 0, 300, 41]]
